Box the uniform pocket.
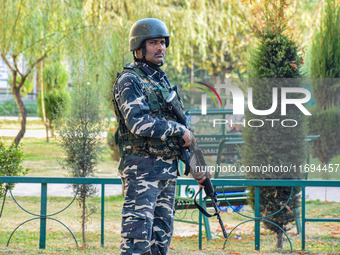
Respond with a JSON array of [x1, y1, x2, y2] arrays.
[[121, 211, 148, 239]]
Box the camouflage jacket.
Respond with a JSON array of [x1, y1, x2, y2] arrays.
[[113, 61, 186, 180]]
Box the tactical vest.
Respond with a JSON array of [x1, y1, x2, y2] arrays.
[[112, 63, 182, 158]]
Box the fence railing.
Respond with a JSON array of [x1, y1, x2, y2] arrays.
[[0, 176, 339, 252]]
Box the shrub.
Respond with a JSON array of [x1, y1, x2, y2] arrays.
[[0, 138, 29, 217]]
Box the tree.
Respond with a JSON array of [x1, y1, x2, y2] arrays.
[[241, 0, 306, 249], [37, 62, 70, 141], [57, 77, 105, 244], [0, 0, 82, 146], [0, 138, 28, 218], [308, 0, 340, 174]]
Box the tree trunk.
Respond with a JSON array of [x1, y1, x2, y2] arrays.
[[321, 161, 329, 180], [38, 61, 50, 143], [12, 77, 27, 147], [276, 229, 283, 249], [82, 195, 86, 244], [190, 60, 194, 85], [0, 187, 8, 218]]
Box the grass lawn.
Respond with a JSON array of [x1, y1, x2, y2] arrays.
[[0, 136, 119, 177], [0, 119, 46, 130], [0, 196, 339, 254]]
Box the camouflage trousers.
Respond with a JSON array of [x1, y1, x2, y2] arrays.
[[120, 175, 177, 255]]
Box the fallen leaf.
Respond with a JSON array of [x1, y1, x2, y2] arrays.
[[285, 205, 293, 213], [290, 63, 298, 69]]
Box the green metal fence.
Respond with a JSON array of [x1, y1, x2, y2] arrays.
[[0, 176, 339, 252]]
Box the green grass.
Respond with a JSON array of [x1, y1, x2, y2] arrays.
[[0, 119, 46, 130], [0, 197, 339, 254], [0, 137, 119, 177]]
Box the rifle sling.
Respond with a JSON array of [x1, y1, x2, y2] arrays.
[[193, 187, 219, 218]]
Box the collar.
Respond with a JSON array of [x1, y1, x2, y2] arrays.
[[135, 61, 166, 82]]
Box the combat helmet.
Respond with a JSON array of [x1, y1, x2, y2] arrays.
[[129, 18, 170, 52]]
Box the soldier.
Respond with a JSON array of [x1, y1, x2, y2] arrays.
[[112, 18, 206, 255]]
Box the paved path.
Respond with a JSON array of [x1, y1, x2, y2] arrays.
[[0, 129, 51, 138], [10, 183, 122, 197]]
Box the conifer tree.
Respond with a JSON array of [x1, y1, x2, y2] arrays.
[[308, 0, 340, 174], [57, 77, 104, 244], [241, 0, 306, 248]]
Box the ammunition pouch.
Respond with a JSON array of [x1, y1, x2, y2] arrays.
[[113, 62, 182, 159], [117, 131, 182, 157]]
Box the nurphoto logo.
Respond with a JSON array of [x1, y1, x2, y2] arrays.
[[197, 79, 312, 128]]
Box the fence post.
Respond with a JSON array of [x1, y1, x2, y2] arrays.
[[254, 186, 260, 251], [302, 186, 306, 250], [198, 190, 203, 250], [39, 183, 47, 249], [101, 184, 105, 247]]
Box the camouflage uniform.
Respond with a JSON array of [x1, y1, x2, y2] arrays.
[[113, 61, 186, 255]]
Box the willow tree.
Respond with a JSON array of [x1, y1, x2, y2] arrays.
[[81, 0, 252, 88], [241, 0, 306, 249], [0, 0, 82, 146]]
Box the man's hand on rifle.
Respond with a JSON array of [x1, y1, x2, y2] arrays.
[[192, 170, 207, 188], [181, 128, 192, 147]]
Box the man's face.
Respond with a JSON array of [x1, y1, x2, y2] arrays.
[[137, 37, 166, 65]]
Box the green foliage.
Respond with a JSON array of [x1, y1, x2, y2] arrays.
[[242, 0, 306, 248], [247, 35, 302, 78], [57, 78, 105, 244], [106, 122, 120, 162], [310, 0, 340, 80], [0, 138, 28, 197], [0, 100, 37, 116], [7, 74, 34, 97], [37, 62, 70, 135], [248, 0, 289, 38], [0, 137, 28, 218], [309, 107, 340, 166], [37, 90, 70, 134], [308, 0, 340, 167], [43, 62, 69, 91], [0, 100, 17, 116], [0, 0, 83, 145]]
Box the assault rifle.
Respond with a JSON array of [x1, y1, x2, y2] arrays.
[[166, 90, 228, 239]]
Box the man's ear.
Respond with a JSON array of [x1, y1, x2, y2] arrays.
[[136, 48, 142, 59]]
